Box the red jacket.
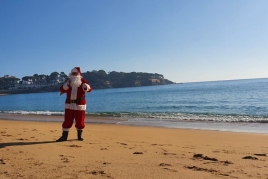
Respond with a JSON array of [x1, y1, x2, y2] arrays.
[[60, 78, 92, 111]]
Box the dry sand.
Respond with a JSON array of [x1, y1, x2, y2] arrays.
[[1, 119, 268, 179]]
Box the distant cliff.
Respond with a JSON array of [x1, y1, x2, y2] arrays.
[[82, 70, 175, 89]]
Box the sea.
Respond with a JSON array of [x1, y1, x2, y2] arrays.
[[1, 78, 268, 133]]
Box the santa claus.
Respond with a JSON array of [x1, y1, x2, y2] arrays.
[[56, 67, 92, 142]]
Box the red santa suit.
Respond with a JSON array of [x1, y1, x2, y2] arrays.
[[60, 68, 92, 132]]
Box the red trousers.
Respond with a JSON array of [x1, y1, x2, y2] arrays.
[[62, 109, 85, 130]]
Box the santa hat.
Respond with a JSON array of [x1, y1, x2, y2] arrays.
[[71, 67, 82, 76]]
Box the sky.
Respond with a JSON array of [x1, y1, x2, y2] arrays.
[[0, 0, 268, 83]]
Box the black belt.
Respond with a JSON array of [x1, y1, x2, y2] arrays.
[[66, 96, 85, 104]]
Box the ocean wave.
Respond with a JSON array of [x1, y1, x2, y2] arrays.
[[0, 110, 64, 116], [1, 110, 268, 123], [86, 112, 268, 123]]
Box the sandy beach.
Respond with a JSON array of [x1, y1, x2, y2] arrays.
[[1, 119, 268, 179]]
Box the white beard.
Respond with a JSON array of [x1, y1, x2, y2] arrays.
[[69, 75, 82, 88]]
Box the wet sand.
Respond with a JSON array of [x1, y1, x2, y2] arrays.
[[1, 119, 268, 179]]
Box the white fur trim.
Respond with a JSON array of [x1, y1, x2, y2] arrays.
[[65, 104, 86, 111], [71, 87, 78, 100], [71, 68, 78, 73], [63, 82, 69, 90], [62, 128, 70, 131]]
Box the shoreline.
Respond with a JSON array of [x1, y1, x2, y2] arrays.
[[1, 119, 268, 178], [1, 113, 268, 134]]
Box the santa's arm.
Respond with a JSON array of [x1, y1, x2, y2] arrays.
[[60, 81, 70, 95], [82, 83, 92, 92]]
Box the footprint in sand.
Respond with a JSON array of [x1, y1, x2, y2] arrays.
[[59, 155, 74, 163], [254, 153, 267, 156], [194, 154, 234, 165], [162, 168, 177, 172], [193, 154, 203, 158], [17, 138, 28, 141], [222, 160, 233, 165], [67, 144, 82, 148], [87, 170, 114, 179], [61, 157, 70, 163], [133, 152, 143, 154], [222, 149, 238, 154], [185, 166, 218, 173], [242, 156, 258, 160], [2, 134, 12, 137], [193, 154, 218, 161], [0, 159, 7, 164], [89, 170, 106, 175], [103, 162, 111, 165], [159, 163, 171, 167], [163, 152, 176, 156]]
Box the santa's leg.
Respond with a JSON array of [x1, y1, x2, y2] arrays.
[[56, 131, 68, 142], [56, 109, 74, 142], [77, 130, 83, 141], [74, 110, 85, 141]]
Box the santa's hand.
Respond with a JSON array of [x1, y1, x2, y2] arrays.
[[63, 81, 70, 90], [82, 83, 91, 91], [67, 80, 71, 86]]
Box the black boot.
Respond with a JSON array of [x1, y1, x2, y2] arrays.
[[77, 130, 83, 141], [56, 131, 68, 142]]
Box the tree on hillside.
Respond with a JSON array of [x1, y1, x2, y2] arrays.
[[38, 74, 47, 82], [22, 76, 33, 81], [50, 72, 59, 80], [0, 78, 6, 88], [46, 75, 50, 83], [5, 77, 20, 85], [82, 70, 110, 89], [60, 72, 68, 78], [0, 77, 20, 89], [32, 74, 39, 82]]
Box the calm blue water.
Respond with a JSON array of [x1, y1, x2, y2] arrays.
[[1, 78, 268, 133]]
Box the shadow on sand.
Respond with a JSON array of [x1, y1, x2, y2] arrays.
[[0, 139, 78, 148]]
